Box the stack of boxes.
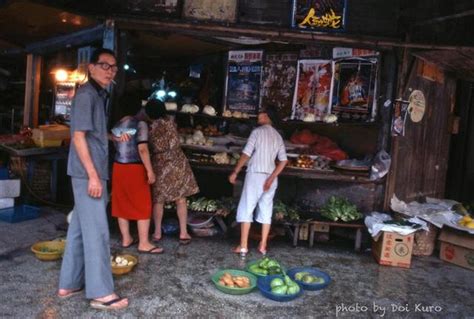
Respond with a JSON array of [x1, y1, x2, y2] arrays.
[[0, 167, 20, 210]]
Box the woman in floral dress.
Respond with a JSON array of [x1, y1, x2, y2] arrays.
[[145, 99, 199, 245]]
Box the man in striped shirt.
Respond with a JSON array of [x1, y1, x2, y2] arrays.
[[229, 107, 288, 256]]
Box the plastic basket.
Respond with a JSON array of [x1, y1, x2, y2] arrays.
[[211, 269, 257, 295], [257, 275, 303, 302], [0, 205, 40, 223], [287, 267, 331, 291]]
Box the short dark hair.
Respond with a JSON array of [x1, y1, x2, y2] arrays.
[[90, 48, 116, 64], [118, 93, 143, 118], [260, 105, 280, 127], [145, 99, 167, 120]]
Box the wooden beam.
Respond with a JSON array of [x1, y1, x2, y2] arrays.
[[23, 54, 42, 127], [25, 24, 104, 55], [414, 9, 474, 26], [113, 16, 474, 51]]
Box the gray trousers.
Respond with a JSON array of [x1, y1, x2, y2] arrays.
[[59, 177, 114, 299]]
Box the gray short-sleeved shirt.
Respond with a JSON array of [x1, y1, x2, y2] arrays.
[[67, 80, 110, 180], [112, 117, 148, 163]]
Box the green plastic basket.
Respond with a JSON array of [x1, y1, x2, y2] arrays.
[[211, 269, 257, 295]]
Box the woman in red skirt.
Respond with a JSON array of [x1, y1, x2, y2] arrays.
[[111, 95, 162, 254]]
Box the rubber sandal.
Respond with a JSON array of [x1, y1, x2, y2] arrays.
[[232, 246, 248, 257], [90, 297, 128, 311], [122, 238, 138, 248], [151, 236, 161, 243], [57, 287, 84, 299], [137, 246, 163, 254], [179, 238, 191, 245]]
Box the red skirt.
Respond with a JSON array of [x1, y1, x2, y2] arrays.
[[112, 163, 152, 220]]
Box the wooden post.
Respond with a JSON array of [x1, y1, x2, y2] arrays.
[[23, 54, 42, 127]]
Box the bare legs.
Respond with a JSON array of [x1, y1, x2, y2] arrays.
[[152, 198, 191, 241], [259, 223, 271, 253], [152, 203, 164, 241], [118, 217, 158, 251], [233, 222, 270, 254], [176, 198, 191, 240]]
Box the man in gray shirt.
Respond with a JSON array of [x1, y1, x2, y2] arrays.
[[57, 48, 129, 310], [229, 106, 288, 257]]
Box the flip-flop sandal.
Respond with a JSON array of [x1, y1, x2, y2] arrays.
[[122, 238, 138, 248], [137, 246, 164, 254], [151, 236, 161, 243], [90, 297, 128, 311], [179, 238, 191, 245], [232, 246, 248, 257], [58, 287, 84, 299]]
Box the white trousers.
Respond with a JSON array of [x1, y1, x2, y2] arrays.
[[236, 172, 278, 225]]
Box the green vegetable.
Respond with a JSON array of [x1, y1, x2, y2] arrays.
[[320, 196, 363, 222], [302, 275, 315, 283], [270, 278, 284, 288], [266, 260, 280, 268], [271, 285, 288, 295], [295, 272, 309, 281], [267, 266, 282, 275], [287, 285, 300, 295]]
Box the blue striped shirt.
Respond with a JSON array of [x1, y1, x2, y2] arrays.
[[242, 125, 287, 174]]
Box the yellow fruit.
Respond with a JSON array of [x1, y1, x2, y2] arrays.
[[462, 216, 473, 223], [466, 221, 474, 229]]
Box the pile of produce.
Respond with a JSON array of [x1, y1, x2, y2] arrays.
[[294, 271, 325, 284], [273, 200, 300, 222], [320, 196, 363, 222], [111, 255, 135, 267], [212, 152, 240, 165], [290, 129, 348, 161], [248, 257, 283, 276], [189, 197, 218, 213], [182, 130, 214, 147], [222, 110, 250, 119], [218, 272, 251, 288], [270, 275, 300, 295], [458, 215, 474, 229]]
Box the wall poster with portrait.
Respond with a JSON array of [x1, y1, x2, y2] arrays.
[[330, 58, 378, 121], [224, 50, 263, 115], [291, 59, 332, 121], [260, 52, 298, 120]]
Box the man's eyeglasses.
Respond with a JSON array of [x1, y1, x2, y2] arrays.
[[95, 62, 119, 72]]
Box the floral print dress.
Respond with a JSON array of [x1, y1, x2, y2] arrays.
[[149, 116, 199, 203]]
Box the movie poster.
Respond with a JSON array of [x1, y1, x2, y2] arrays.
[[261, 52, 298, 120], [224, 50, 263, 114], [292, 0, 347, 31], [330, 58, 378, 121], [292, 59, 332, 121]]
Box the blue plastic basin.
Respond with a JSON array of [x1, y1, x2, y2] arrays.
[[257, 274, 303, 302], [287, 267, 332, 291]]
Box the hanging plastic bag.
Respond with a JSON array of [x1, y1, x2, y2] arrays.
[[370, 150, 391, 180]]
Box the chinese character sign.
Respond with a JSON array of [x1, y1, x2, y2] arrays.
[[292, 0, 346, 31], [224, 50, 263, 114]]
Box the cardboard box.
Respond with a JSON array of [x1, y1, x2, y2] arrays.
[[0, 198, 14, 209], [0, 179, 20, 198], [372, 231, 414, 268], [439, 227, 474, 271]]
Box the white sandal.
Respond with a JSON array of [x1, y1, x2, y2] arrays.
[[232, 246, 248, 257]]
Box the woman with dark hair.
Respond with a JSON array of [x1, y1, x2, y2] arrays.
[[111, 94, 163, 254], [145, 99, 199, 245]]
